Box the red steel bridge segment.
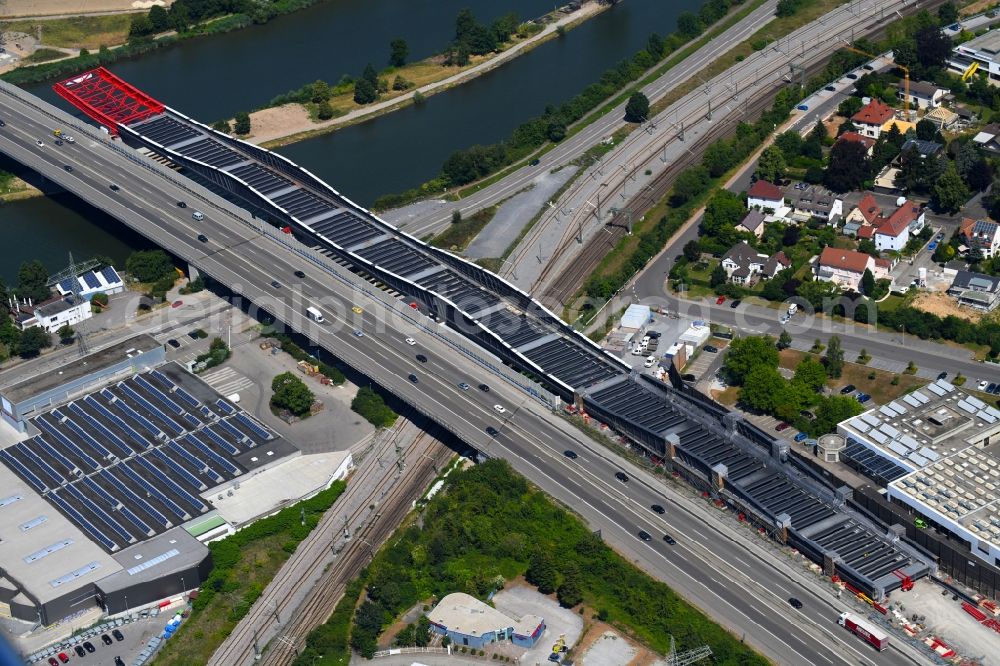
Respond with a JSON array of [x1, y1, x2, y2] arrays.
[[52, 67, 164, 136]]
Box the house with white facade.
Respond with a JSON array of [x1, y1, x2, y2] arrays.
[[746, 180, 785, 212], [55, 265, 125, 299], [721, 241, 769, 285], [14, 295, 92, 333], [815, 247, 891, 291], [897, 80, 949, 110], [851, 99, 896, 139], [960, 218, 1000, 258], [790, 186, 843, 223]]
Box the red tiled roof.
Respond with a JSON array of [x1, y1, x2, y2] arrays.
[[855, 193, 881, 224], [852, 99, 895, 126], [961, 217, 977, 238], [857, 225, 876, 239], [772, 250, 790, 267], [877, 200, 919, 238], [819, 246, 872, 274], [747, 180, 783, 201], [838, 131, 876, 150], [874, 258, 891, 269]]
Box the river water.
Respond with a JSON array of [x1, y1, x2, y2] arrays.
[[5, 0, 696, 280]]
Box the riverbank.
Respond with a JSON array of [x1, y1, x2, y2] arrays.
[[0, 172, 41, 202], [242, 1, 606, 148]]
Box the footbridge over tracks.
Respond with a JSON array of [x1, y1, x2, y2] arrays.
[[0, 68, 933, 599]]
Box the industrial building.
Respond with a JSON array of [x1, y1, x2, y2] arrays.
[[950, 30, 1000, 84], [427, 593, 545, 649], [0, 334, 309, 625]]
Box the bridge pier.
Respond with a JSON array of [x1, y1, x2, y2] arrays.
[[188, 263, 201, 282]]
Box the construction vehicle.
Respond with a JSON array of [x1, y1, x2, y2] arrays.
[[297, 360, 319, 376]]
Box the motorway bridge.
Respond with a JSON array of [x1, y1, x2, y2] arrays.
[[1, 69, 932, 602]]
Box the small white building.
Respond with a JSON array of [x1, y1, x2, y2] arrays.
[[15, 295, 92, 333], [896, 80, 949, 110], [56, 266, 125, 299], [746, 180, 785, 212], [620, 304, 651, 331]]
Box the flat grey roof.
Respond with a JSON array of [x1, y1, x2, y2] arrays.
[[0, 334, 161, 404], [99, 527, 208, 594]]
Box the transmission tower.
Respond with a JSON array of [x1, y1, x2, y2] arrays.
[[664, 635, 712, 666], [46, 252, 100, 292]]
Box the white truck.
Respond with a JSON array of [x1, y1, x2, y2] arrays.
[[787, 303, 798, 316], [306, 306, 325, 323]]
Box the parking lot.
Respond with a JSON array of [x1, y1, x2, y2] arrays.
[[27, 610, 176, 666]]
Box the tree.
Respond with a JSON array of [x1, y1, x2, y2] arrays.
[[647, 33, 666, 60], [700, 189, 745, 248], [824, 140, 870, 193], [353, 78, 378, 104], [16, 260, 50, 303], [755, 145, 786, 183], [624, 92, 650, 123], [56, 324, 75, 343], [388, 38, 409, 67], [915, 25, 953, 71], [17, 327, 51, 359], [837, 96, 863, 118], [739, 366, 785, 413], [932, 161, 969, 214], [128, 13, 154, 39], [824, 335, 844, 378], [683, 240, 701, 262], [938, 2, 958, 25], [547, 121, 567, 142], [126, 250, 174, 283], [710, 263, 728, 288], [212, 119, 231, 133], [724, 336, 779, 385], [915, 119, 939, 142], [670, 166, 710, 207], [813, 395, 862, 433], [556, 562, 583, 608], [703, 141, 734, 177], [169, 2, 189, 30], [676, 11, 703, 39], [233, 112, 251, 135], [526, 550, 557, 594], [836, 118, 857, 137], [777, 329, 792, 350], [794, 358, 828, 391], [860, 268, 875, 296], [316, 100, 334, 120], [148, 4, 170, 32], [774, 130, 803, 159], [362, 62, 378, 87], [782, 225, 800, 247], [310, 80, 330, 103]]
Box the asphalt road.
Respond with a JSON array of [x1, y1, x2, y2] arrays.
[[0, 89, 930, 665]]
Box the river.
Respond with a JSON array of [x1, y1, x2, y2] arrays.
[[5, 0, 697, 279]]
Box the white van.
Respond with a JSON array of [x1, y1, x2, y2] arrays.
[[192, 211, 204, 221], [787, 303, 798, 316], [643, 355, 655, 368], [306, 306, 325, 323]]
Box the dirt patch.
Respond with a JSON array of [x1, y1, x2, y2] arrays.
[[961, 0, 994, 17], [1, 0, 169, 19], [240, 104, 311, 142], [823, 115, 841, 138], [911, 291, 983, 322]]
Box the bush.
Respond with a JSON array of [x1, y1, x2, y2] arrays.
[[126, 249, 175, 283], [194, 337, 230, 372], [351, 386, 397, 427], [270, 372, 314, 416]]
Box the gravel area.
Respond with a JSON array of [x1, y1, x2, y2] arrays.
[[895, 580, 1000, 664], [580, 630, 637, 666], [492, 585, 583, 666]]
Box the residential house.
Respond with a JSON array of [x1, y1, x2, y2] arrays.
[[873, 200, 925, 252], [925, 106, 959, 131], [954, 106, 978, 126], [960, 218, 1000, 258], [721, 241, 770, 285], [790, 186, 843, 223], [737, 209, 766, 239], [746, 180, 785, 211], [836, 131, 876, 157], [762, 251, 791, 278], [54, 265, 125, 299], [973, 124, 1000, 155], [897, 80, 949, 110], [881, 118, 915, 136], [12, 294, 93, 333], [947, 270, 1000, 311], [897, 138, 943, 160], [845, 193, 882, 226], [851, 99, 895, 139], [815, 247, 891, 291]]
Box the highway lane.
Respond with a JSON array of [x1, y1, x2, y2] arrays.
[[393, 0, 780, 238], [0, 92, 929, 665]]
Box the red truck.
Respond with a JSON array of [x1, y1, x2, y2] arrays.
[[838, 612, 889, 651]]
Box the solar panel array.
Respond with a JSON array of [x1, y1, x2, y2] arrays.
[[0, 371, 278, 552]]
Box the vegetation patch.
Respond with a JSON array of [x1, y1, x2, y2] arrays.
[[2, 14, 138, 50], [430, 205, 498, 251], [351, 386, 397, 428]]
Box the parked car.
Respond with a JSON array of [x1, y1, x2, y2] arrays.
[[715, 295, 726, 305], [937, 371, 948, 381], [927, 242, 938, 251], [845, 73, 858, 79], [48, 658, 59, 666], [101, 634, 113, 646], [83, 642, 95, 653], [167, 339, 180, 348], [74, 646, 85, 658], [987, 383, 997, 394], [730, 299, 741, 309], [703, 345, 719, 353], [794, 432, 808, 442], [856, 393, 871, 403], [775, 422, 790, 432], [112, 630, 124, 642], [980, 380, 990, 391], [57, 654, 69, 664], [824, 85, 836, 91], [796, 104, 809, 111], [840, 384, 856, 395]]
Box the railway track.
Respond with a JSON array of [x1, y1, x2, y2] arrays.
[[208, 419, 447, 666]]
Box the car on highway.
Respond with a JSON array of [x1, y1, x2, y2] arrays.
[[270, 280, 281, 288], [715, 295, 725, 305], [529, 158, 540, 166], [651, 504, 665, 515], [615, 471, 629, 483], [352, 306, 363, 314], [493, 404, 506, 414], [794, 432, 808, 442], [458, 382, 470, 390], [197, 234, 208, 243], [416, 354, 427, 363], [35, 139, 44, 147], [662, 534, 676, 545], [937, 371, 948, 381], [703, 345, 718, 353], [775, 422, 790, 432], [109, 183, 119, 191], [176, 200, 187, 208], [730, 299, 741, 309], [638, 530, 652, 542], [0, 119, 5, 126], [74, 646, 85, 658], [294, 270, 306, 278], [167, 338, 180, 348], [83, 642, 95, 653], [112, 630, 124, 642], [64, 164, 72, 172], [980, 380, 990, 391], [840, 384, 856, 395], [354, 329, 364, 337], [486, 426, 499, 436], [101, 634, 113, 646], [55, 138, 64, 146], [65, 135, 74, 143], [788, 597, 803, 609], [405, 337, 416, 346], [479, 383, 490, 392], [564, 450, 578, 459], [408, 373, 418, 383], [192, 210, 204, 221]]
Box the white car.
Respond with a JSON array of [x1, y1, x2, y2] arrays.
[[404, 337, 416, 346], [643, 355, 655, 368], [35, 139, 43, 147], [65, 136, 75, 143], [980, 380, 990, 391], [493, 404, 506, 414]]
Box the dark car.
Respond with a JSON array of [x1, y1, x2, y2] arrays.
[[988, 383, 997, 394], [416, 354, 427, 363], [167, 339, 180, 348], [83, 642, 95, 653], [48, 658, 59, 666], [775, 422, 790, 432], [115, 658, 126, 666], [101, 634, 112, 646], [638, 530, 652, 541], [651, 504, 665, 515], [294, 270, 306, 279], [615, 471, 629, 483], [857, 393, 871, 403], [564, 450, 578, 459], [479, 383, 490, 392], [529, 158, 540, 166], [187, 330, 200, 339], [74, 646, 86, 657], [0, 119, 5, 126], [270, 280, 281, 289], [647, 330, 661, 338], [486, 426, 499, 437], [799, 410, 814, 419], [63, 164, 73, 172], [176, 201, 187, 208], [663, 534, 676, 545], [730, 299, 741, 309], [840, 384, 856, 395], [197, 234, 208, 243], [845, 73, 858, 79], [937, 371, 948, 381], [112, 629, 124, 642], [109, 183, 119, 191], [703, 345, 719, 353], [824, 85, 836, 91], [681, 373, 696, 382], [408, 373, 418, 383], [55, 139, 64, 146], [788, 597, 803, 609]]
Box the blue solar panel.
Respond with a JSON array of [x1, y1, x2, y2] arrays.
[[35, 435, 77, 474], [151, 369, 173, 389], [117, 383, 184, 435], [202, 425, 241, 456], [168, 440, 223, 484], [0, 450, 48, 493], [135, 374, 185, 415], [98, 470, 169, 528], [133, 455, 207, 512], [81, 476, 153, 536], [119, 506, 154, 537], [83, 395, 150, 451], [35, 414, 99, 470], [215, 399, 235, 415], [105, 394, 165, 439], [15, 444, 65, 486], [217, 418, 248, 443], [185, 434, 239, 476], [64, 483, 133, 544], [99, 266, 120, 285], [175, 386, 200, 408], [233, 413, 273, 441], [82, 272, 101, 289], [68, 402, 135, 457], [184, 413, 201, 428], [81, 476, 119, 508], [200, 405, 213, 418], [58, 278, 75, 293], [60, 415, 113, 459], [49, 490, 117, 551], [150, 448, 206, 490], [114, 464, 189, 521]]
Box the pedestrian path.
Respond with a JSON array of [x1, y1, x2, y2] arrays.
[[199, 367, 254, 395]]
